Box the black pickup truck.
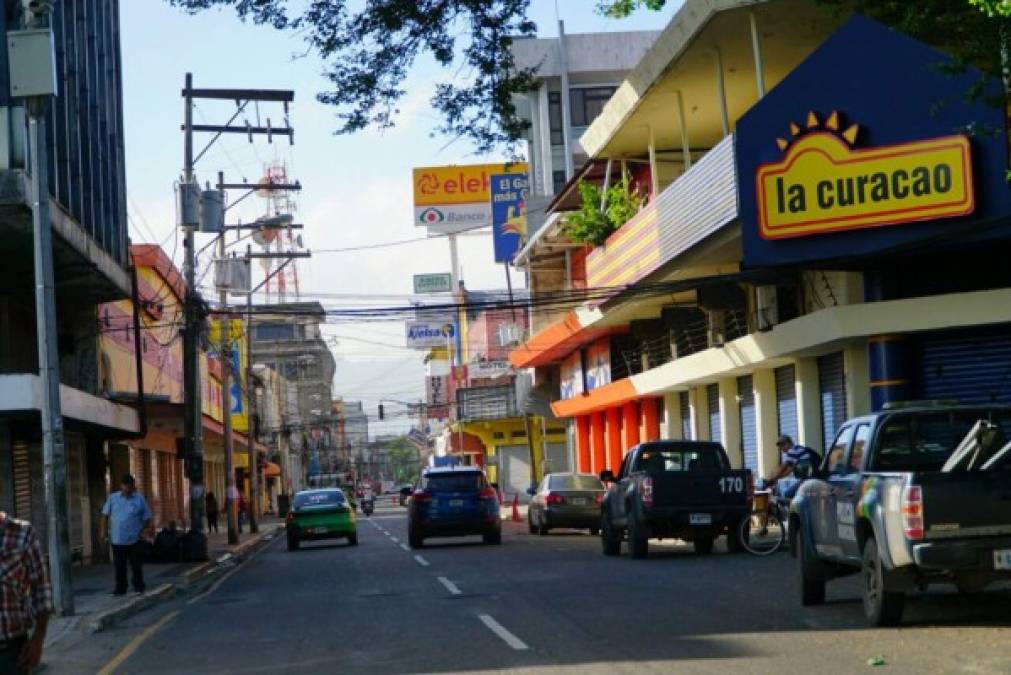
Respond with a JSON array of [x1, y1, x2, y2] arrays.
[[599, 441, 752, 558], [791, 403, 1011, 626]]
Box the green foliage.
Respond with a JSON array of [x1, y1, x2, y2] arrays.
[[386, 436, 422, 485], [598, 0, 667, 19], [563, 173, 643, 246], [971, 0, 1011, 17]]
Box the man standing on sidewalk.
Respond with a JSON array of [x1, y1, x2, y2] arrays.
[[100, 474, 153, 596], [0, 513, 53, 673]]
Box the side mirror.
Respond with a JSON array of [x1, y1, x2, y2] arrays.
[[794, 463, 813, 480], [525, 486, 536, 497], [599, 469, 615, 483]]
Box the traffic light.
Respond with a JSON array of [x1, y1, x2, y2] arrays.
[[378, 404, 385, 420]]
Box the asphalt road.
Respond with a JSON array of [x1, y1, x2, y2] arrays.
[[57, 502, 1011, 674]]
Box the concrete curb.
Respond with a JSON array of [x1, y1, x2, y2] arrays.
[[182, 524, 282, 587], [87, 583, 175, 633]]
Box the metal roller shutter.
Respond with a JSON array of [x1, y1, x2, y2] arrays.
[[738, 375, 758, 471], [544, 443, 570, 474], [498, 445, 531, 502], [775, 365, 799, 442], [818, 352, 847, 452], [679, 391, 692, 440], [918, 329, 1011, 405], [12, 442, 31, 522], [707, 384, 721, 444]]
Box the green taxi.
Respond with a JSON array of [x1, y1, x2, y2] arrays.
[[286, 488, 357, 551]]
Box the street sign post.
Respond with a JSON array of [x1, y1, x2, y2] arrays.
[[413, 273, 453, 294]]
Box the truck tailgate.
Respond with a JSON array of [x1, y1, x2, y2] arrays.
[[919, 469, 1011, 539], [649, 470, 751, 509]]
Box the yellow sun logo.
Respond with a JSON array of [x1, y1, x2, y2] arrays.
[[776, 110, 860, 152]]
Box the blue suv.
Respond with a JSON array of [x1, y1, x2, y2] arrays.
[[407, 467, 502, 547]]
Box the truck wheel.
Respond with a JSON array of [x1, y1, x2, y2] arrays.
[[408, 528, 424, 549], [797, 528, 825, 606], [627, 516, 648, 559], [726, 517, 746, 554], [862, 539, 905, 626], [601, 516, 621, 556], [527, 513, 536, 535], [536, 513, 549, 536], [693, 537, 714, 555], [286, 535, 299, 552], [347, 532, 358, 546]]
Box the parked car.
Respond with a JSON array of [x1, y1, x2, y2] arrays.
[[286, 488, 357, 551], [407, 467, 501, 548], [791, 403, 1011, 626], [600, 441, 752, 558], [527, 473, 605, 535]]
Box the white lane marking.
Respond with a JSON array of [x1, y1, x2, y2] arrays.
[[437, 576, 462, 595], [399, 543, 411, 552], [391, 536, 400, 543], [413, 554, 430, 567], [478, 614, 529, 651]]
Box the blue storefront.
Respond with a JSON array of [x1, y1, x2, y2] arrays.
[[735, 15, 1011, 414]]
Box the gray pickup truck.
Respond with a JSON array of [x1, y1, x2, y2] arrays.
[[790, 403, 1011, 626], [600, 441, 752, 558]]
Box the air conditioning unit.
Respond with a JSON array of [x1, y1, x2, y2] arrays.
[[497, 322, 523, 347], [755, 285, 779, 332]]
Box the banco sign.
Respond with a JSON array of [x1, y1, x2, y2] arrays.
[[756, 111, 974, 239], [406, 321, 457, 349]]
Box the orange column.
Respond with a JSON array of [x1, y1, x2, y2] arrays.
[[606, 407, 623, 473], [623, 401, 640, 450], [590, 412, 606, 475], [643, 398, 661, 442], [576, 416, 592, 473]]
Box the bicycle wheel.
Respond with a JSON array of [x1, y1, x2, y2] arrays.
[[738, 509, 785, 556]]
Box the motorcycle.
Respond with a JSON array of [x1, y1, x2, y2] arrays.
[[361, 499, 374, 516]]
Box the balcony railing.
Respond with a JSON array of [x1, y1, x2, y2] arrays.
[[456, 385, 518, 421]]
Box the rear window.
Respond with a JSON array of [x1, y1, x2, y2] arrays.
[[422, 473, 485, 493], [293, 490, 345, 509], [633, 446, 727, 473], [548, 475, 604, 490], [872, 410, 1011, 471]]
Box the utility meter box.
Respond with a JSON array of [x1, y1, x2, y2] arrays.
[[7, 29, 57, 98]]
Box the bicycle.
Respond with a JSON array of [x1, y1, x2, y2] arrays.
[[737, 488, 787, 555]]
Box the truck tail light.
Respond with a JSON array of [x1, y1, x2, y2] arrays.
[[641, 477, 654, 509], [479, 487, 498, 501], [901, 485, 924, 540], [545, 492, 565, 506]]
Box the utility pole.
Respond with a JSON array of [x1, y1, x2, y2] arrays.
[[217, 171, 239, 544], [24, 24, 73, 613], [180, 74, 295, 549], [181, 74, 208, 559]]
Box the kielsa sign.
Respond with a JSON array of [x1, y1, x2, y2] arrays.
[[757, 114, 973, 239], [412, 163, 527, 235], [405, 321, 456, 349], [736, 16, 1011, 267]]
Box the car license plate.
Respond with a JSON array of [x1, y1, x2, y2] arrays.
[[570, 498, 587, 506], [449, 499, 464, 507], [689, 513, 712, 526], [994, 548, 1011, 570], [311, 527, 328, 534]]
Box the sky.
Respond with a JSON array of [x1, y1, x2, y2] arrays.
[[120, 0, 677, 437]]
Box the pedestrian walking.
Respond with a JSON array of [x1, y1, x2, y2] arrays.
[[100, 474, 153, 596], [237, 492, 248, 534], [205, 492, 220, 533], [0, 513, 52, 674]]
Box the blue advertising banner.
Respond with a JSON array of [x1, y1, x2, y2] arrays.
[[491, 172, 529, 263], [735, 16, 1011, 268]]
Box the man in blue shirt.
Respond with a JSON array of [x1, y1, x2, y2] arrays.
[[767, 435, 821, 500], [100, 474, 153, 595]]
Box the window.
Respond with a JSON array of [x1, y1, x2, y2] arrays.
[[549, 475, 604, 490], [569, 87, 617, 127], [293, 490, 346, 509], [826, 426, 855, 475], [548, 92, 563, 146], [552, 170, 567, 195], [255, 322, 294, 341], [633, 445, 728, 473], [850, 424, 871, 472], [422, 472, 486, 493], [873, 410, 1011, 471]]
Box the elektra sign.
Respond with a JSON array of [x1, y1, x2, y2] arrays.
[[756, 111, 974, 240]]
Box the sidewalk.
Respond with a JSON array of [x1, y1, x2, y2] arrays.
[[45, 516, 284, 648]]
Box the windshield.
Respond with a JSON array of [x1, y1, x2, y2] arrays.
[[634, 446, 728, 473], [548, 475, 604, 490], [422, 473, 485, 493], [872, 411, 1011, 471], [293, 490, 346, 509]]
